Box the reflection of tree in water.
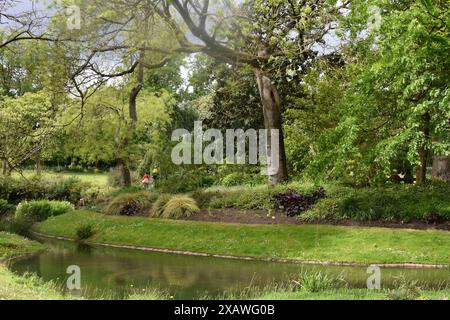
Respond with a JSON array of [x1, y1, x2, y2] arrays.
[[11, 239, 450, 299], [76, 243, 93, 254]]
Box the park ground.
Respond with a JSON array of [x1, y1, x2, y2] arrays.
[[2, 171, 450, 300], [2, 229, 450, 300]]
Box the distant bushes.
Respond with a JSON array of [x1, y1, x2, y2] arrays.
[[0, 175, 92, 204], [15, 200, 74, 223], [156, 170, 215, 194]]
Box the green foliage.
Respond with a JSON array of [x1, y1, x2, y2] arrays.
[[47, 177, 91, 204], [161, 195, 200, 220], [15, 200, 74, 222], [107, 167, 125, 188], [294, 271, 339, 293], [110, 185, 143, 197], [105, 191, 157, 216], [0, 199, 14, 217], [156, 169, 215, 194], [385, 277, 421, 301], [75, 223, 95, 241], [150, 194, 172, 218], [0, 216, 33, 236], [0, 175, 93, 205], [194, 181, 321, 210], [0, 91, 58, 171], [335, 183, 450, 222], [220, 172, 265, 187]]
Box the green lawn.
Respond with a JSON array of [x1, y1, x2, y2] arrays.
[[0, 232, 45, 261], [0, 232, 65, 300], [34, 210, 450, 265]]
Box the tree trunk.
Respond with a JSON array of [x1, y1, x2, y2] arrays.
[[129, 52, 144, 128], [432, 156, 450, 182], [117, 158, 132, 187], [415, 112, 431, 185], [35, 151, 42, 176], [254, 65, 288, 186], [2, 159, 7, 175]]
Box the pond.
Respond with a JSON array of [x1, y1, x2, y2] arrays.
[[8, 237, 450, 299]]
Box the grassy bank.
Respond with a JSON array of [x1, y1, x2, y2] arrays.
[[0, 232, 67, 300], [0, 232, 45, 261], [35, 211, 450, 265], [0, 265, 72, 300], [253, 288, 450, 300]]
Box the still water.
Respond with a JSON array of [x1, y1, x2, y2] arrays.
[[8, 237, 450, 299]]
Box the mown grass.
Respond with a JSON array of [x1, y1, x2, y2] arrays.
[[0, 232, 45, 260], [35, 211, 450, 265]]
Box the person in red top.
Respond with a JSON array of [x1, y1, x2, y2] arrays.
[[141, 172, 151, 190]]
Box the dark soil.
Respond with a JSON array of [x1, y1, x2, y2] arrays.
[[186, 208, 450, 231]]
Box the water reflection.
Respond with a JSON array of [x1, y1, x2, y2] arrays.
[[8, 238, 450, 299]]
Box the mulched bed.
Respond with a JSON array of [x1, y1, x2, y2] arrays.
[[186, 208, 450, 231]]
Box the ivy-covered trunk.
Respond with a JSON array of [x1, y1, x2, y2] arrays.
[[254, 67, 288, 186]]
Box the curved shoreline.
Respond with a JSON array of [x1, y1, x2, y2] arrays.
[[30, 230, 450, 270]]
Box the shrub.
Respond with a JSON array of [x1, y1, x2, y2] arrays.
[[75, 223, 95, 241], [0, 216, 33, 236], [161, 195, 200, 220], [0, 176, 20, 202], [293, 271, 336, 293], [105, 191, 157, 216], [0, 199, 15, 217], [156, 170, 215, 193], [221, 173, 246, 187], [150, 194, 172, 218], [110, 186, 142, 197], [47, 177, 91, 204], [385, 278, 421, 300], [274, 187, 326, 217], [0, 175, 94, 205], [15, 200, 74, 222], [336, 184, 450, 222], [220, 173, 266, 187]]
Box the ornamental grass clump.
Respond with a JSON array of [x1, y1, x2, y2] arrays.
[[150, 194, 172, 218], [161, 195, 200, 220], [105, 191, 157, 216]]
